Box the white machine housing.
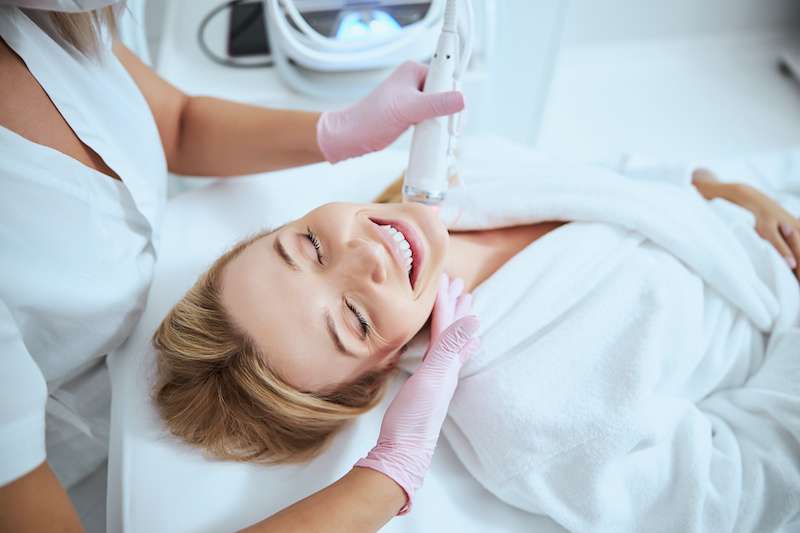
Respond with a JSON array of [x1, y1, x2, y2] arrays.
[[263, 0, 494, 100], [265, 0, 440, 72], [262, 0, 569, 150]]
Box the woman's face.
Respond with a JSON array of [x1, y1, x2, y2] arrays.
[[221, 202, 449, 392]]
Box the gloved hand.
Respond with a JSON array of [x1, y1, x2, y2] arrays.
[[355, 274, 480, 514], [317, 61, 465, 163]]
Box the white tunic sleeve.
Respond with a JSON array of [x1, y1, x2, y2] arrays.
[[0, 298, 48, 486]]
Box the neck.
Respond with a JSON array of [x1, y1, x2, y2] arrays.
[[444, 222, 566, 292]]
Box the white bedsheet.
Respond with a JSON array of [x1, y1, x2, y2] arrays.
[[106, 147, 565, 533]]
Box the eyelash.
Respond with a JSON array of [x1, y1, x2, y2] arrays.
[[306, 227, 324, 264], [346, 299, 371, 338]]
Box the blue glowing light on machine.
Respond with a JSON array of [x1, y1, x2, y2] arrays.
[[335, 9, 403, 41]]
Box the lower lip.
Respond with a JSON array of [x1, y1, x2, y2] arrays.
[[370, 217, 425, 290]]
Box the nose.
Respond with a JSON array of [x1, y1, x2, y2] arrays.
[[345, 238, 388, 284]]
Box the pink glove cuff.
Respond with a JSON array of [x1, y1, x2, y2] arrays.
[[355, 449, 430, 515], [354, 462, 411, 514], [316, 110, 355, 164]]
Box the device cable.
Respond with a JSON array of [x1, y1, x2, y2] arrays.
[[197, 0, 274, 69]]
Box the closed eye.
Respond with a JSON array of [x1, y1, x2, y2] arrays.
[[346, 299, 371, 339], [306, 227, 324, 264]]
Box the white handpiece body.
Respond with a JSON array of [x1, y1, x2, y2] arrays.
[[403, 30, 459, 204]]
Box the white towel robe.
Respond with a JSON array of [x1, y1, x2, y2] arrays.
[[399, 139, 800, 533]]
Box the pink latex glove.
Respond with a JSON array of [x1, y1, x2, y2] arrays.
[[355, 274, 480, 515], [317, 61, 465, 163]]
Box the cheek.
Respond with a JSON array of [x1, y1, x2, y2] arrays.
[[382, 299, 431, 345]]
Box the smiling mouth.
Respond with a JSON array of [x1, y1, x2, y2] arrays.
[[369, 217, 423, 290]]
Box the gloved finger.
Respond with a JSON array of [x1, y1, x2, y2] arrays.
[[397, 60, 428, 88], [425, 315, 480, 365], [453, 292, 473, 320], [459, 337, 481, 364], [448, 276, 465, 300], [431, 273, 454, 336], [404, 91, 465, 124], [438, 272, 451, 299]]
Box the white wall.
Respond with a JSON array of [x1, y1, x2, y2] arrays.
[[479, 0, 568, 144], [539, 0, 800, 161], [145, 0, 168, 62], [145, 1, 800, 62], [142, 0, 800, 148], [562, 0, 800, 45]]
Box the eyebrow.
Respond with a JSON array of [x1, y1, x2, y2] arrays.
[[325, 309, 357, 358], [274, 234, 300, 271]]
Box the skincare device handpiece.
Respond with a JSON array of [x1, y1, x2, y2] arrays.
[[402, 0, 462, 205]]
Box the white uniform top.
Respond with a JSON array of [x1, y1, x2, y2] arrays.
[[0, 7, 166, 487]]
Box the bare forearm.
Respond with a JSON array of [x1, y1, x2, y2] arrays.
[[170, 97, 324, 176], [0, 462, 83, 533], [113, 42, 325, 177], [240, 467, 405, 533]]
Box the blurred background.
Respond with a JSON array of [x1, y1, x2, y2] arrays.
[[140, 0, 800, 172]]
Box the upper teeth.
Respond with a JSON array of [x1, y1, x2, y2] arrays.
[[380, 225, 414, 272]]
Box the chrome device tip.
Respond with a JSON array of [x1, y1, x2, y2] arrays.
[[403, 185, 447, 205]]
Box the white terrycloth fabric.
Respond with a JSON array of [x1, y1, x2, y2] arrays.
[[399, 139, 800, 533]]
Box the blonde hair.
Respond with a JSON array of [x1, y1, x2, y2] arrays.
[[47, 8, 118, 57], [153, 232, 394, 464], [375, 174, 405, 204]]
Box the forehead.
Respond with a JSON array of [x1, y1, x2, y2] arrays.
[[219, 231, 352, 390]]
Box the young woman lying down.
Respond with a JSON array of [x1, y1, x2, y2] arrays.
[[153, 145, 800, 533]]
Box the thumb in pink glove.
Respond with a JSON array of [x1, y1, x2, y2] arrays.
[[354, 274, 479, 515], [317, 61, 465, 163]]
